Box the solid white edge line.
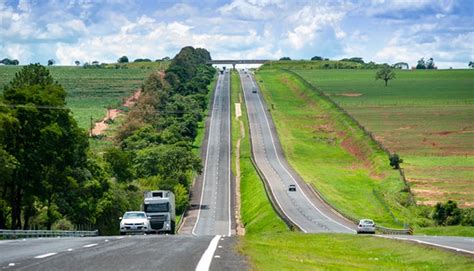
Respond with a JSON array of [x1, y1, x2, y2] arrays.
[[247, 72, 355, 233], [34, 252, 57, 259], [376, 235, 474, 254], [227, 72, 232, 237], [239, 72, 307, 233], [192, 73, 222, 236], [195, 235, 221, 271]]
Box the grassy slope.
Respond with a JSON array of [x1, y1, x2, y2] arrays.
[[233, 70, 474, 270], [293, 69, 474, 207], [255, 69, 408, 228]]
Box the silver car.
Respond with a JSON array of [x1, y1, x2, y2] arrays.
[[357, 219, 376, 234], [119, 211, 151, 235]]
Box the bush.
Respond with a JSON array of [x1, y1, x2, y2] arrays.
[[432, 200, 463, 226], [52, 218, 74, 230]]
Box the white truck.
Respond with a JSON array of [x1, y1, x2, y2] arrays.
[[143, 190, 176, 234]]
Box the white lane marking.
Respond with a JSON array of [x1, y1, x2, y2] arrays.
[[377, 235, 474, 254], [196, 235, 221, 271], [8, 263, 15, 266], [117, 237, 124, 240], [214, 255, 221, 258], [240, 73, 304, 232], [227, 72, 232, 237], [193, 74, 222, 236], [67, 248, 73, 252], [244, 72, 355, 233], [83, 243, 98, 248], [218, 245, 223, 248], [105, 239, 109, 242], [34, 252, 57, 259]]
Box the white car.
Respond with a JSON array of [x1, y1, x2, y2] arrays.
[[357, 219, 376, 234], [119, 211, 151, 235]]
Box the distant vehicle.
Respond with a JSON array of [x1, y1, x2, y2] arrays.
[[357, 219, 376, 234], [119, 211, 151, 235], [252, 88, 257, 93], [288, 184, 296, 191], [144, 190, 176, 234]]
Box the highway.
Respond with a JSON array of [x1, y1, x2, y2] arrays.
[[0, 235, 245, 270], [239, 70, 474, 255], [190, 70, 232, 236], [239, 70, 355, 233]]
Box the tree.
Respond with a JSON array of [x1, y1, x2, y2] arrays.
[[469, 61, 474, 68], [389, 153, 403, 169], [392, 62, 409, 69], [47, 59, 55, 66], [341, 57, 364, 64], [92, 60, 99, 65], [416, 58, 426, 69], [75, 60, 80, 66], [376, 66, 396, 86], [117, 56, 129, 63], [279, 57, 291, 61], [432, 200, 462, 226], [426, 58, 436, 69], [1, 64, 90, 229], [1, 58, 19, 65]]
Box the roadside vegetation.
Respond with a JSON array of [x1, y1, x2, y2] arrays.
[[232, 69, 474, 270], [0, 47, 215, 235]]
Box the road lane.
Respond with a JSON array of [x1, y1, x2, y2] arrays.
[[240, 70, 356, 233], [192, 71, 232, 236], [378, 235, 474, 255], [0, 235, 214, 271]]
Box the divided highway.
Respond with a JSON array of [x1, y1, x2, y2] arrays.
[[239, 70, 355, 233], [239, 70, 474, 255]]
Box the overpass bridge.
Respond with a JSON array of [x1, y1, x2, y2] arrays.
[[207, 59, 271, 69]]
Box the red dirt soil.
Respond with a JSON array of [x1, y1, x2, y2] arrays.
[[90, 89, 141, 136]]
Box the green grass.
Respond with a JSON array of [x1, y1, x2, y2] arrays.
[[292, 68, 474, 208], [255, 69, 408, 228], [243, 233, 473, 270], [231, 70, 287, 234], [0, 65, 157, 129], [233, 70, 474, 270]]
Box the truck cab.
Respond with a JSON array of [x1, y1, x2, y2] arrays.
[[143, 190, 176, 234]]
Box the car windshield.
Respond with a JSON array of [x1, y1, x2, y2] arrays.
[[144, 203, 169, 212], [361, 220, 374, 225], [124, 213, 146, 219]]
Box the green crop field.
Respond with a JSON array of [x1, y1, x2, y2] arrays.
[[290, 68, 474, 208], [232, 70, 474, 270], [0, 65, 157, 129]]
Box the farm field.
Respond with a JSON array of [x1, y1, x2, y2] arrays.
[[292, 69, 474, 208], [254, 69, 409, 228], [0, 65, 155, 129], [233, 71, 474, 270]]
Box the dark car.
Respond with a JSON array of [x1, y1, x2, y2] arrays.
[[288, 184, 296, 191]]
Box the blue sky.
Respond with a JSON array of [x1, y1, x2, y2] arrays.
[[1, 0, 473, 68]]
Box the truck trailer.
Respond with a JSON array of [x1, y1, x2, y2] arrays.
[[143, 190, 176, 234]]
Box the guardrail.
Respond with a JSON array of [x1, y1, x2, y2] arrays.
[[376, 225, 412, 235], [0, 229, 99, 239]]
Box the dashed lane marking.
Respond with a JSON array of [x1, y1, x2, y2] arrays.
[[83, 243, 98, 248], [34, 253, 57, 259]]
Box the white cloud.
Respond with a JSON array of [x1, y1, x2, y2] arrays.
[[285, 4, 347, 49], [219, 0, 276, 20]]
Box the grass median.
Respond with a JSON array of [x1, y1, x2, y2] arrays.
[[233, 69, 473, 270]]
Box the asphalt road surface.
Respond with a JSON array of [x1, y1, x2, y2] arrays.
[[0, 235, 245, 271], [191, 71, 232, 237], [239, 70, 355, 233], [240, 70, 474, 255]]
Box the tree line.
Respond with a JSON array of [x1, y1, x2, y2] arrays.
[[0, 46, 215, 234]]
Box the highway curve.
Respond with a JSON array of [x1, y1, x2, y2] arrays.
[[239, 70, 355, 233]]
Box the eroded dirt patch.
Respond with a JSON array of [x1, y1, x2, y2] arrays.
[[91, 89, 141, 136]]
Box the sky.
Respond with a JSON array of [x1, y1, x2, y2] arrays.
[[1, 0, 473, 68]]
